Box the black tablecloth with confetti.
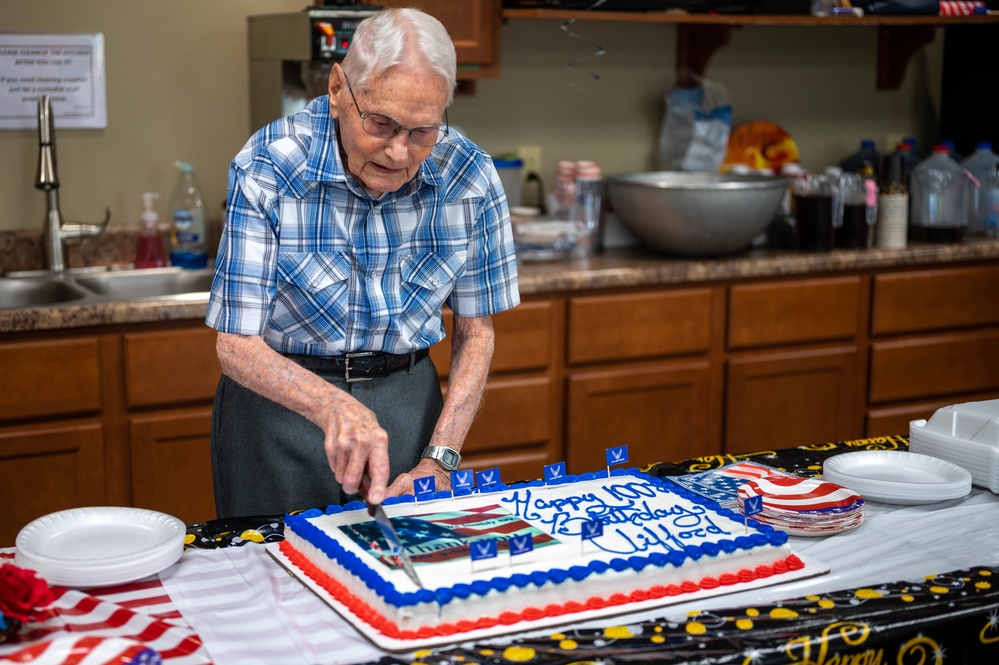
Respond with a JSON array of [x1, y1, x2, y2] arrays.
[[184, 435, 999, 664]]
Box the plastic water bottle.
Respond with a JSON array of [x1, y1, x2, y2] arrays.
[[960, 142, 999, 236], [840, 139, 881, 180], [571, 161, 603, 257], [548, 160, 577, 220], [169, 161, 208, 269], [909, 145, 969, 243]]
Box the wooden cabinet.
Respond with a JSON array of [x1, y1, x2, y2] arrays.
[[866, 265, 999, 436], [0, 324, 220, 547], [365, 0, 500, 79], [565, 286, 722, 472], [0, 421, 105, 547], [129, 409, 216, 525], [725, 276, 865, 453], [726, 347, 862, 454], [567, 360, 712, 474]]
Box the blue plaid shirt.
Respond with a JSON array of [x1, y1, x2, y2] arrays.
[[206, 97, 520, 355]]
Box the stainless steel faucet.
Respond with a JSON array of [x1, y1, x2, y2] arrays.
[[35, 95, 110, 272]]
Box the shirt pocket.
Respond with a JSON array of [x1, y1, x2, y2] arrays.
[[397, 251, 467, 342], [273, 251, 352, 342]]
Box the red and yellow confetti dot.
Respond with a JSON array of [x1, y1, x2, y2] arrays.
[[558, 639, 578, 650], [239, 529, 265, 543], [929, 586, 951, 594], [651, 634, 666, 643], [976, 581, 991, 589], [183, 533, 195, 545], [736, 618, 754, 630], [745, 607, 760, 617], [818, 599, 835, 609], [901, 595, 915, 602]]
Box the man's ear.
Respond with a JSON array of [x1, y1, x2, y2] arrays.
[[328, 63, 343, 118]]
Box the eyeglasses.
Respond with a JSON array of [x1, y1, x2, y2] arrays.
[[341, 70, 449, 148]]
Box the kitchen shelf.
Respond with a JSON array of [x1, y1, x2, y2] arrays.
[[501, 11, 999, 89]]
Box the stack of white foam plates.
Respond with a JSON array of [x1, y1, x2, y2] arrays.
[[15, 507, 185, 588], [737, 476, 865, 537], [823, 450, 973, 504], [909, 398, 999, 492]]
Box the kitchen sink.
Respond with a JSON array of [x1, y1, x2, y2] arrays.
[[74, 267, 213, 300], [0, 275, 90, 309], [0, 267, 214, 310]]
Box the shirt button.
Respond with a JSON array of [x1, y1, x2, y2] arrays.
[[431, 277, 440, 287]]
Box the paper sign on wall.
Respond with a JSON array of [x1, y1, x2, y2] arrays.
[[0, 33, 106, 130]]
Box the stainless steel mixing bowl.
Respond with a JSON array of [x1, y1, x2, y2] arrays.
[[605, 171, 788, 257]]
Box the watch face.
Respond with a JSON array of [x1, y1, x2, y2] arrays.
[[440, 448, 460, 470]]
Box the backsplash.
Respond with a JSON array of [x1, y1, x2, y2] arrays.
[[0, 223, 221, 275]]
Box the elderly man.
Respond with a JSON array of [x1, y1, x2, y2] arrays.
[[206, 8, 519, 518]]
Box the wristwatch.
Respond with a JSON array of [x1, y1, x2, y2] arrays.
[[422, 445, 462, 472]]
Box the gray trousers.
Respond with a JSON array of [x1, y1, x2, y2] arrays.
[[210, 355, 443, 518]]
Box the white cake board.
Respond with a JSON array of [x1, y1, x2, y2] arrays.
[[266, 542, 828, 653]]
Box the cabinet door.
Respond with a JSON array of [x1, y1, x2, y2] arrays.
[[0, 421, 105, 547], [568, 288, 714, 365], [566, 360, 713, 475], [0, 338, 101, 421], [129, 408, 216, 524], [367, 0, 499, 70], [124, 327, 221, 408], [726, 347, 861, 454]]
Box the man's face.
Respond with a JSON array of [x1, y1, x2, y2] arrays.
[[329, 63, 448, 198]]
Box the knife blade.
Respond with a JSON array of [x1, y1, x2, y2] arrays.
[[367, 502, 424, 589], [359, 471, 424, 588]]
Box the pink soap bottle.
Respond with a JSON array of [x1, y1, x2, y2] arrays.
[[135, 192, 167, 268]]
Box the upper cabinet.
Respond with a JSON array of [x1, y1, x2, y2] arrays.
[[364, 0, 501, 79]]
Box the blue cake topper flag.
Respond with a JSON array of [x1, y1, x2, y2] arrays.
[[450, 469, 475, 492], [544, 461, 567, 484], [476, 467, 501, 490], [605, 445, 629, 467], [508, 534, 534, 557], [581, 518, 604, 541], [414, 475, 436, 500], [470, 538, 498, 562], [744, 494, 764, 517]]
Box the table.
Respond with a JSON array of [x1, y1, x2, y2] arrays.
[[3, 436, 999, 665]]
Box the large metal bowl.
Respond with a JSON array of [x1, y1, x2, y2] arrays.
[[606, 171, 788, 257]]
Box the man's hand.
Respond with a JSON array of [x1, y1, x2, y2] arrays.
[[386, 458, 451, 498], [315, 398, 390, 504]]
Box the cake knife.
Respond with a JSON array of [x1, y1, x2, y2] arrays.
[[360, 474, 424, 588]]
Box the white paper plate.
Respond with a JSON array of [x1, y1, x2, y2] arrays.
[[823, 451, 972, 505], [15, 507, 185, 587]]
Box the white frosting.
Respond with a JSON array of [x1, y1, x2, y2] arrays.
[[284, 473, 795, 635]]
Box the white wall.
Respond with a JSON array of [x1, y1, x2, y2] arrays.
[[0, 2, 942, 232]]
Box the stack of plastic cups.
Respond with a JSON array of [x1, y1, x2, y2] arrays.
[[549, 160, 577, 221], [571, 160, 603, 258], [875, 144, 909, 249]]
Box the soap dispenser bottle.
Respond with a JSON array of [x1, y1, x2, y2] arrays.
[[135, 192, 167, 268]]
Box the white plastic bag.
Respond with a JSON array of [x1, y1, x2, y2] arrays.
[[657, 74, 732, 172]]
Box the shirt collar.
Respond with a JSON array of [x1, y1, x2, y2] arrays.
[[303, 96, 446, 197]]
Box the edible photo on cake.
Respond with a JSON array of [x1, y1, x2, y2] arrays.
[[338, 504, 558, 569]]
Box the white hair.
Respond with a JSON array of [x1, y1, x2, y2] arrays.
[[342, 8, 456, 105]]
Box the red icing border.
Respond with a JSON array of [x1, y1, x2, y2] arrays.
[[279, 540, 806, 641]]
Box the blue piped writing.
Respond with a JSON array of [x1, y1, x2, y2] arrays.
[[500, 478, 733, 556]]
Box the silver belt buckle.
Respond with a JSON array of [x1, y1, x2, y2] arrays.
[[344, 351, 375, 383]]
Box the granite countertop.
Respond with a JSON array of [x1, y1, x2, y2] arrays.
[[3, 238, 999, 334]]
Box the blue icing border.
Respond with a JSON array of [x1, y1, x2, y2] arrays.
[[288, 467, 786, 610]]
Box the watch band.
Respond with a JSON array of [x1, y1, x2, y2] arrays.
[[422, 445, 462, 471]]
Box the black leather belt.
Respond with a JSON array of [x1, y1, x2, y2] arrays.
[[284, 349, 429, 382]]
